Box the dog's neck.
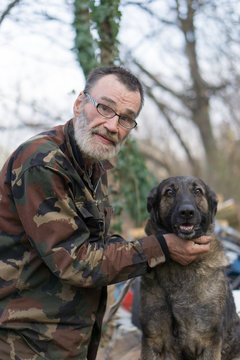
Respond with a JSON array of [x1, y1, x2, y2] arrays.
[[145, 218, 169, 236]]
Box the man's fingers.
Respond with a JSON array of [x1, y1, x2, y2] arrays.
[[163, 233, 212, 265], [190, 241, 210, 254], [194, 236, 212, 245]]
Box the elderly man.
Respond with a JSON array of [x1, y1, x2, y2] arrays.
[[0, 66, 210, 360]]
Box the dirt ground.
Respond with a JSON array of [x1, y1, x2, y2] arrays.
[[96, 327, 141, 360], [95, 284, 141, 360]]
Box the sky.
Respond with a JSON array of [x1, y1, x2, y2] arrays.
[[0, 0, 175, 163], [0, 1, 86, 161], [1, 0, 232, 166]]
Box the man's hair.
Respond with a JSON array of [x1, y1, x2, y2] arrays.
[[84, 66, 144, 115]]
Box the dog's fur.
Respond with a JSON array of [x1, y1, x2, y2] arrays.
[[140, 176, 240, 360]]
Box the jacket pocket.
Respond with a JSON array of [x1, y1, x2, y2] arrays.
[[75, 201, 104, 241]]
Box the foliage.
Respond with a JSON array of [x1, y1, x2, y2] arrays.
[[111, 138, 157, 231], [1, 0, 240, 216], [73, 0, 98, 77], [90, 0, 121, 66], [73, 0, 155, 231], [73, 0, 121, 77]]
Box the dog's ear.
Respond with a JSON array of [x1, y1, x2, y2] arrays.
[[146, 184, 162, 233], [147, 184, 160, 213], [206, 184, 218, 219], [146, 180, 170, 233]]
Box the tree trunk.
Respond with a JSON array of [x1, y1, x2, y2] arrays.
[[177, 0, 219, 173]]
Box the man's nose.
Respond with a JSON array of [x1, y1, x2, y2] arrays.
[[104, 115, 119, 133]]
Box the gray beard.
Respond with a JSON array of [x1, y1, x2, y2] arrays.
[[74, 109, 126, 162]]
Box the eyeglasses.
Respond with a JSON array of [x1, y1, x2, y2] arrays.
[[84, 91, 137, 129]]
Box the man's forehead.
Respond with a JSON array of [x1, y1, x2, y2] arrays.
[[89, 74, 140, 112], [91, 74, 124, 91]]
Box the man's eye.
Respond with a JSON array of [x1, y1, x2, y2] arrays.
[[99, 104, 111, 111], [120, 116, 134, 125], [100, 104, 109, 111], [98, 104, 113, 115]]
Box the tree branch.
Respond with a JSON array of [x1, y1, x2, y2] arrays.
[[133, 59, 191, 108], [0, 0, 21, 26], [145, 84, 200, 175], [123, 1, 175, 26]]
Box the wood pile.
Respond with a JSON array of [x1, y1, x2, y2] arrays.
[[217, 198, 240, 232]]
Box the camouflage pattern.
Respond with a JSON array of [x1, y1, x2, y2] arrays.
[[0, 119, 166, 359]]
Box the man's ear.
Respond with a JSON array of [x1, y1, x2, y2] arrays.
[[73, 92, 84, 117]]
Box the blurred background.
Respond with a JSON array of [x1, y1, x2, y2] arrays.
[[1, 0, 240, 234], [1, 0, 240, 242], [1, 2, 240, 358]]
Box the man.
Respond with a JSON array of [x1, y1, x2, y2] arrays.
[[0, 66, 211, 360]]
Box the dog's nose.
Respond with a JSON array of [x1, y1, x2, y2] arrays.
[[178, 204, 195, 219]]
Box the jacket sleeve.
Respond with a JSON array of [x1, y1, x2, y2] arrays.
[[12, 165, 166, 287]]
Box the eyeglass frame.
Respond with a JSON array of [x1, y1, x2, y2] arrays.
[[83, 91, 138, 129]]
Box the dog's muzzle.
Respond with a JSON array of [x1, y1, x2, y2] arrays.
[[173, 203, 201, 239]]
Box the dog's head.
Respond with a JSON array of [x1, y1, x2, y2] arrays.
[[146, 176, 218, 240]]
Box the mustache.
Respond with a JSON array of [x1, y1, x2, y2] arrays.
[[91, 127, 118, 145]]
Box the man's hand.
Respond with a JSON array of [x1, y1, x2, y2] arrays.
[[163, 233, 212, 266]]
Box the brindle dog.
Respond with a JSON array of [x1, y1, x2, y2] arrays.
[[140, 176, 240, 360]]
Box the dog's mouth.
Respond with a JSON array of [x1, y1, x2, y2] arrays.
[[179, 224, 194, 233], [174, 223, 200, 239]]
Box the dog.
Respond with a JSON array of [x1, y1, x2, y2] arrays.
[[140, 176, 240, 360]]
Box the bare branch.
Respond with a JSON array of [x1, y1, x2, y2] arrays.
[[138, 141, 172, 174], [123, 1, 175, 26], [133, 59, 190, 108], [145, 84, 200, 175], [0, 0, 21, 25]]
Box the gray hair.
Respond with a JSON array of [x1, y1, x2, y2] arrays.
[[84, 66, 144, 115]]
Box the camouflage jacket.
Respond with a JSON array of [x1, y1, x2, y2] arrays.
[[0, 119, 166, 360]]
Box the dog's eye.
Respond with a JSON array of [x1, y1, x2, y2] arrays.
[[194, 187, 203, 196], [165, 189, 175, 198]]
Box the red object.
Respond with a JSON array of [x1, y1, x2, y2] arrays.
[[122, 289, 134, 312]]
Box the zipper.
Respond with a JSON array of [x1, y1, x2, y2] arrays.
[[93, 178, 101, 203], [93, 161, 105, 203]]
